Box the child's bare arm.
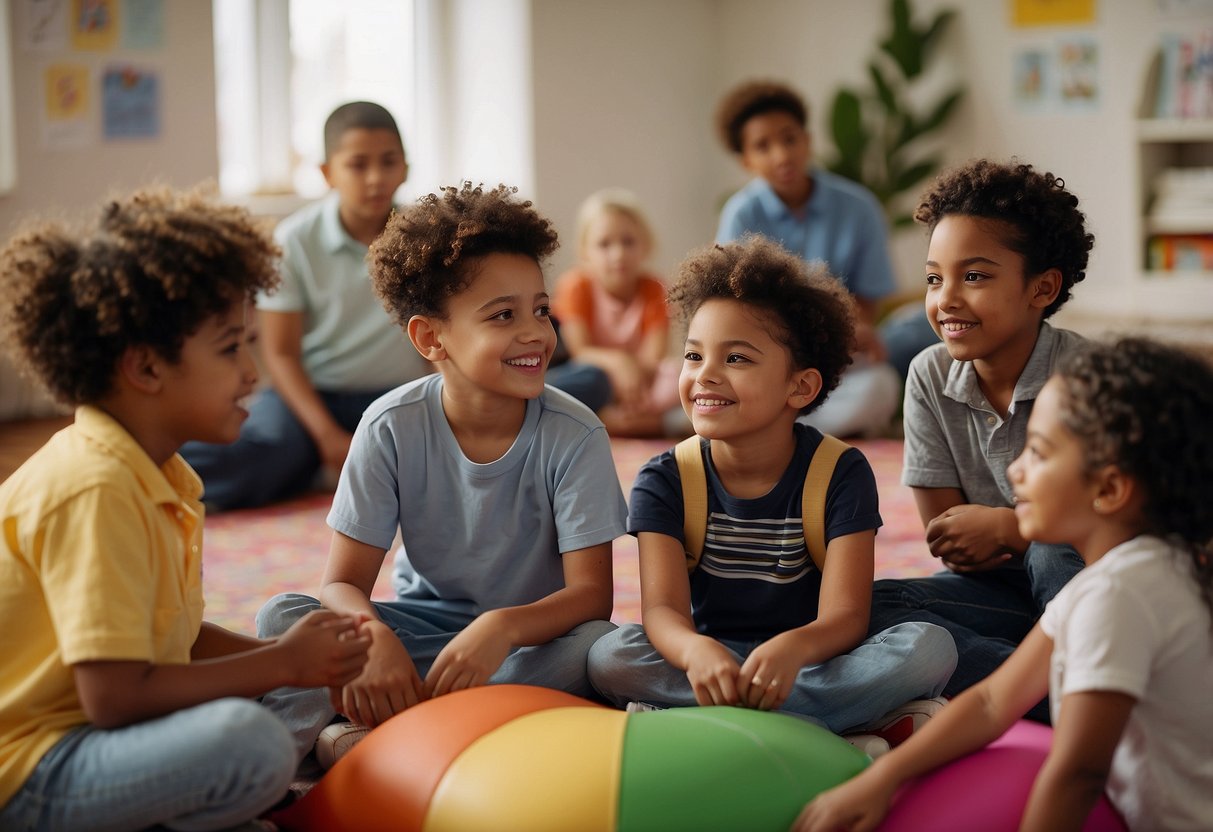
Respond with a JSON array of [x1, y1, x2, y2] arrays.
[[792, 626, 1053, 832], [190, 621, 268, 659], [321, 530, 428, 726], [426, 541, 613, 697], [72, 610, 370, 729], [1021, 690, 1133, 831], [259, 309, 352, 471], [737, 530, 874, 710], [638, 532, 742, 706], [913, 486, 1027, 570]]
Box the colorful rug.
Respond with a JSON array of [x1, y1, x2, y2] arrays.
[[201, 438, 938, 632]]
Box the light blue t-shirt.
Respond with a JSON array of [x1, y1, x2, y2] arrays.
[[327, 374, 629, 616], [258, 193, 432, 391], [716, 168, 897, 301]]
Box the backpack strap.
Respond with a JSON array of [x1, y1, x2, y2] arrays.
[[674, 436, 709, 572], [675, 433, 850, 575]]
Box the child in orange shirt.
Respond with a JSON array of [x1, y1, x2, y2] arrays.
[[552, 188, 687, 437]]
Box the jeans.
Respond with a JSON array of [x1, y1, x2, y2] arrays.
[[546, 361, 612, 412], [0, 699, 294, 832], [586, 621, 956, 734], [867, 541, 1084, 723], [879, 303, 937, 381], [179, 387, 385, 511], [256, 592, 616, 757]]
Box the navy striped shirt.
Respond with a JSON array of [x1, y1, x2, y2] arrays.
[[628, 424, 881, 641]]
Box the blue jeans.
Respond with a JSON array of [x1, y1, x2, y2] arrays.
[[586, 621, 956, 734], [179, 387, 386, 511], [0, 699, 294, 832], [867, 541, 1084, 723], [879, 303, 937, 381], [256, 592, 617, 757], [546, 361, 612, 412]]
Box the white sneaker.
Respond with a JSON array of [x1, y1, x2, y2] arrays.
[[315, 721, 370, 770], [841, 732, 891, 758], [852, 696, 948, 748], [625, 701, 665, 713]]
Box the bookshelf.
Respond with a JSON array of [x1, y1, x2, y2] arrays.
[[1137, 42, 1213, 285]]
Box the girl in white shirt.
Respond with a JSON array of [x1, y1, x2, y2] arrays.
[[794, 336, 1213, 832]]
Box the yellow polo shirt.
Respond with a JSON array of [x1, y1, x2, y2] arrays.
[[0, 406, 205, 807]]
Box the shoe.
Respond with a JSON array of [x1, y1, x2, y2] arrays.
[[841, 732, 891, 758], [625, 701, 665, 713], [853, 696, 948, 749], [315, 721, 370, 770]]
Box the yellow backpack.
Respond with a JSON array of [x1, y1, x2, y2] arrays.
[[673, 434, 850, 574]]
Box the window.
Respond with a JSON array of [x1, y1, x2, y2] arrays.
[[212, 0, 416, 200]]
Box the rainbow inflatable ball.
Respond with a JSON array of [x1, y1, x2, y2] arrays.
[[271, 684, 869, 832], [879, 719, 1127, 832]]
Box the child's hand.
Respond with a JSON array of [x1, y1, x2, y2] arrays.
[[737, 633, 804, 710], [426, 613, 513, 698], [926, 504, 1016, 572], [684, 637, 742, 706], [336, 620, 427, 728], [605, 354, 651, 408], [275, 609, 371, 689], [790, 770, 897, 832]]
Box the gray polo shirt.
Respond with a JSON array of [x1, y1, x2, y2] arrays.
[[902, 322, 1086, 508]]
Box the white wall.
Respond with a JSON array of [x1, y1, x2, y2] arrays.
[[531, 0, 1213, 329], [0, 2, 218, 236]]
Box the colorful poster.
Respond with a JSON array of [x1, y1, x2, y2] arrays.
[[17, 0, 69, 51], [1058, 38, 1099, 107], [123, 0, 164, 49], [70, 0, 118, 51], [1013, 48, 1050, 109], [102, 64, 160, 139], [1011, 0, 1097, 27], [42, 62, 91, 148]]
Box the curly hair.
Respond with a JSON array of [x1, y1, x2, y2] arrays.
[[715, 80, 808, 154], [369, 183, 559, 324], [0, 185, 280, 406], [667, 235, 855, 414], [1054, 337, 1213, 613], [914, 159, 1093, 319]]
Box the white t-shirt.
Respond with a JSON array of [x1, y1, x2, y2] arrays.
[[1040, 535, 1213, 831]]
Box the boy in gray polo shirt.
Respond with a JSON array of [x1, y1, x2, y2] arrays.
[[868, 160, 1093, 723]]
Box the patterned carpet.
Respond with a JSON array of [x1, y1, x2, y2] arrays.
[[201, 437, 938, 632]]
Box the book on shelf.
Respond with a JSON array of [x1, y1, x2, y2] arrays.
[[1147, 234, 1213, 272], [1155, 30, 1213, 118]]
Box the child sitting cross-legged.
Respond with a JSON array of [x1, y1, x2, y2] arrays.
[[586, 236, 957, 754], [0, 187, 371, 832], [795, 337, 1213, 831], [257, 183, 628, 768]]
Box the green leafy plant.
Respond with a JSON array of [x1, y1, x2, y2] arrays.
[[826, 0, 964, 228]]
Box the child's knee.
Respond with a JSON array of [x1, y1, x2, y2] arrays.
[[900, 622, 958, 693], [255, 592, 321, 638]]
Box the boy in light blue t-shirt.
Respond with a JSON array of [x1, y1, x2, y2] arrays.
[[257, 183, 628, 767]]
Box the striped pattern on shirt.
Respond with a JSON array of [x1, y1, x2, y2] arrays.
[[699, 511, 816, 584]]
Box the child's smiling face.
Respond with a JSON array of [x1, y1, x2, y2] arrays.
[[159, 300, 259, 448], [1008, 376, 1097, 547], [924, 215, 1057, 368], [425, 252, 556, 404], [679, 298, 812, 441]]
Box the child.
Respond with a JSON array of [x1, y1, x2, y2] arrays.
[[713, 79, 921, 437], [181, 100, 433, 511], [795, 337, 1213, 831], [868, 159, 1093, 723], [0, 186, 371, 831], [257, 182, 628, 766], [552, 188, 686, 437], [586, 237, 955, 749]]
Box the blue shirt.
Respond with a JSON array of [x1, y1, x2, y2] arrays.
[[628, 424, 881, 641], [328, 375, 628, 617], [716, 168, 897, 301]]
